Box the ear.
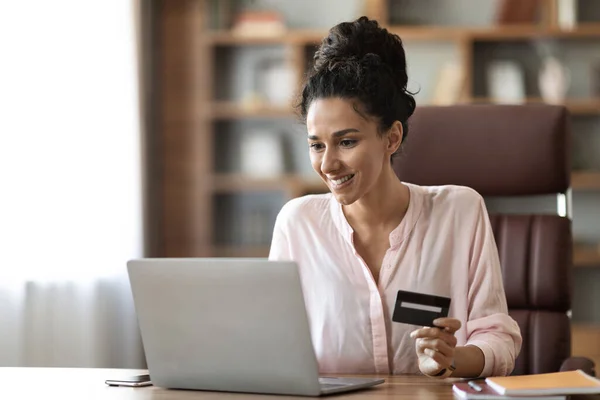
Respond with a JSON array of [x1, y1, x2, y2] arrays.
[[385, 121, 403, 156]]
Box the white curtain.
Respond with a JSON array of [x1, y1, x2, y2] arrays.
[[0, 1, 145, 368]]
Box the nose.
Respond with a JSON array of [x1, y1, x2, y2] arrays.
[[321, 147, 340, 175]]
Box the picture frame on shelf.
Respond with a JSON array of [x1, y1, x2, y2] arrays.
[[257, 57, 296, 106], [230, 10, 286, 38], [538, 55, 571, 104], [241, 57, 296, 110], [430, 61, 465, 106], [557, 0, 578, 30], [239, 129, 285, 179], [486, 60, 526, 104]]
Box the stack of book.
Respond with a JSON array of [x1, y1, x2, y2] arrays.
[[452, 370, 600, 399]]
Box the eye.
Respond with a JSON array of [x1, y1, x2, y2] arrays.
[[340, 139, 357, 147], [309, 142, 325, 151]]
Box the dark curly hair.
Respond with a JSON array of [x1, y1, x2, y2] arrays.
[[298, 16, 416, 159]]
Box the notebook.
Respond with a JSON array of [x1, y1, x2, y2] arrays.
[[452, 381, 566, 400], [485, 370, 600, 396]]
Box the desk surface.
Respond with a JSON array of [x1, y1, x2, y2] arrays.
[[1, 367, 458, 399], [3, 367, 600, 400]]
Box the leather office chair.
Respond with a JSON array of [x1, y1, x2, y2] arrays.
[[393, 104, 596, 376]]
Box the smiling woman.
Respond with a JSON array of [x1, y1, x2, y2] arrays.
[[269, 16, 522, 379], [305, 98, 403, 206]]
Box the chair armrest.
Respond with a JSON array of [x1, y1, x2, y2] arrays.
[[560, 356, 596, 376]]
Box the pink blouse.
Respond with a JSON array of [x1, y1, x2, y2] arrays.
[[268, 182, 522, 376]]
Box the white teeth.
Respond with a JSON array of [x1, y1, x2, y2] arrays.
[[331, 175, 353, 185]]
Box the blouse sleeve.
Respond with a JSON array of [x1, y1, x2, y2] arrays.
[[464, 195, 523, 377], [268, 208, 293, 261]]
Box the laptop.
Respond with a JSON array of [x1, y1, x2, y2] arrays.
[[126, 258, 385, 396]]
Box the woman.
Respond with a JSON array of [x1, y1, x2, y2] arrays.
[[268, 16, 522, 378]]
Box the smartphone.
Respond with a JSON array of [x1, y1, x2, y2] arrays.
[[105, 374, 152, 387]]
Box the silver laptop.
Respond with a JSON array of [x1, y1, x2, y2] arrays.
[[127, 258, 385, 396]]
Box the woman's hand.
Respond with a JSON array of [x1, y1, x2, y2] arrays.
[[410, 318, 461, 377]]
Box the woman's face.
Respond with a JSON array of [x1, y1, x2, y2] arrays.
[[306, 97, 400, 206]]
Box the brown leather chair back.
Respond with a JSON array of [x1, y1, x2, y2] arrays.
[[393, 104, 572, 375]]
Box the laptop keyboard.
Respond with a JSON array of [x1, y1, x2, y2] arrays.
[[320, 383, 347, 390], [319, 378, 350, 389]]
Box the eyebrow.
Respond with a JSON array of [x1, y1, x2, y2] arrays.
[[308, 128, 359, 141]]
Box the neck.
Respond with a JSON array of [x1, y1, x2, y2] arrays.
[[342, 164, 410, 231]]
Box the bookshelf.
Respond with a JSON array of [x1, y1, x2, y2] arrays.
[[152, 0, 600, 260], [154, 4, 600, 242], [150, 0, 600, 360]]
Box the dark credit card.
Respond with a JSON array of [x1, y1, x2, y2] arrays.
[[392, 290, 451, 327]]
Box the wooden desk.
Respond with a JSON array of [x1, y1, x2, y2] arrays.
[[4, 368, 599, 400], [0, 367, 456, 399]]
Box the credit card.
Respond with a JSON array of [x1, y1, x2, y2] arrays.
[[392, 290, 451, 327]]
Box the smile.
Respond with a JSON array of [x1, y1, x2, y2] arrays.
[[329, 174, 355, 188]]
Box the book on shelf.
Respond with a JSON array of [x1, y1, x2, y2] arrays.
[[557, 0, 577, 30], [452, 381, 565, 400], [430, 62, 465, 106], [231, 10, 286, 37], [495, 0, 540, 25], [484, 370, 600, 397]]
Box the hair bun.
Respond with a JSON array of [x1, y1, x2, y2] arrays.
[[359, 53, 382, 68], [322, 53, 383, 76], [314, 17, 406, 77], [299, 16, 416, 151]]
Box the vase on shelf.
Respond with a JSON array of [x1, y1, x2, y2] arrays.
[[239, 130, 284, 179], [487, 60, 525, 104], [538, 56, 571, 105]]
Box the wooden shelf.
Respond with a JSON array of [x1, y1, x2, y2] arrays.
[[466, 23, 600, 40], [293, 179, 329, 195], [213, 174, 291, 193], [572, 171, 600, 190], [205, 29, 326, 45], [387, 24, 600, 41], [207, 26, 472, 44], [208, 102, 294, 120], [205, 24, 600, 46], [212, 174, 326, 195], [563, 98, 600, 114], [386, 25, 468, 41], [212, 245, 270, 258], [574, 243, 600, 267]]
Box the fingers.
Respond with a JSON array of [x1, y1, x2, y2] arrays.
[[410, 327, 458, 348], [416, 337, 454, 358], [411, 318, 461, 375], [415, 338, 454, 368], [433, 317, 461, 334]]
